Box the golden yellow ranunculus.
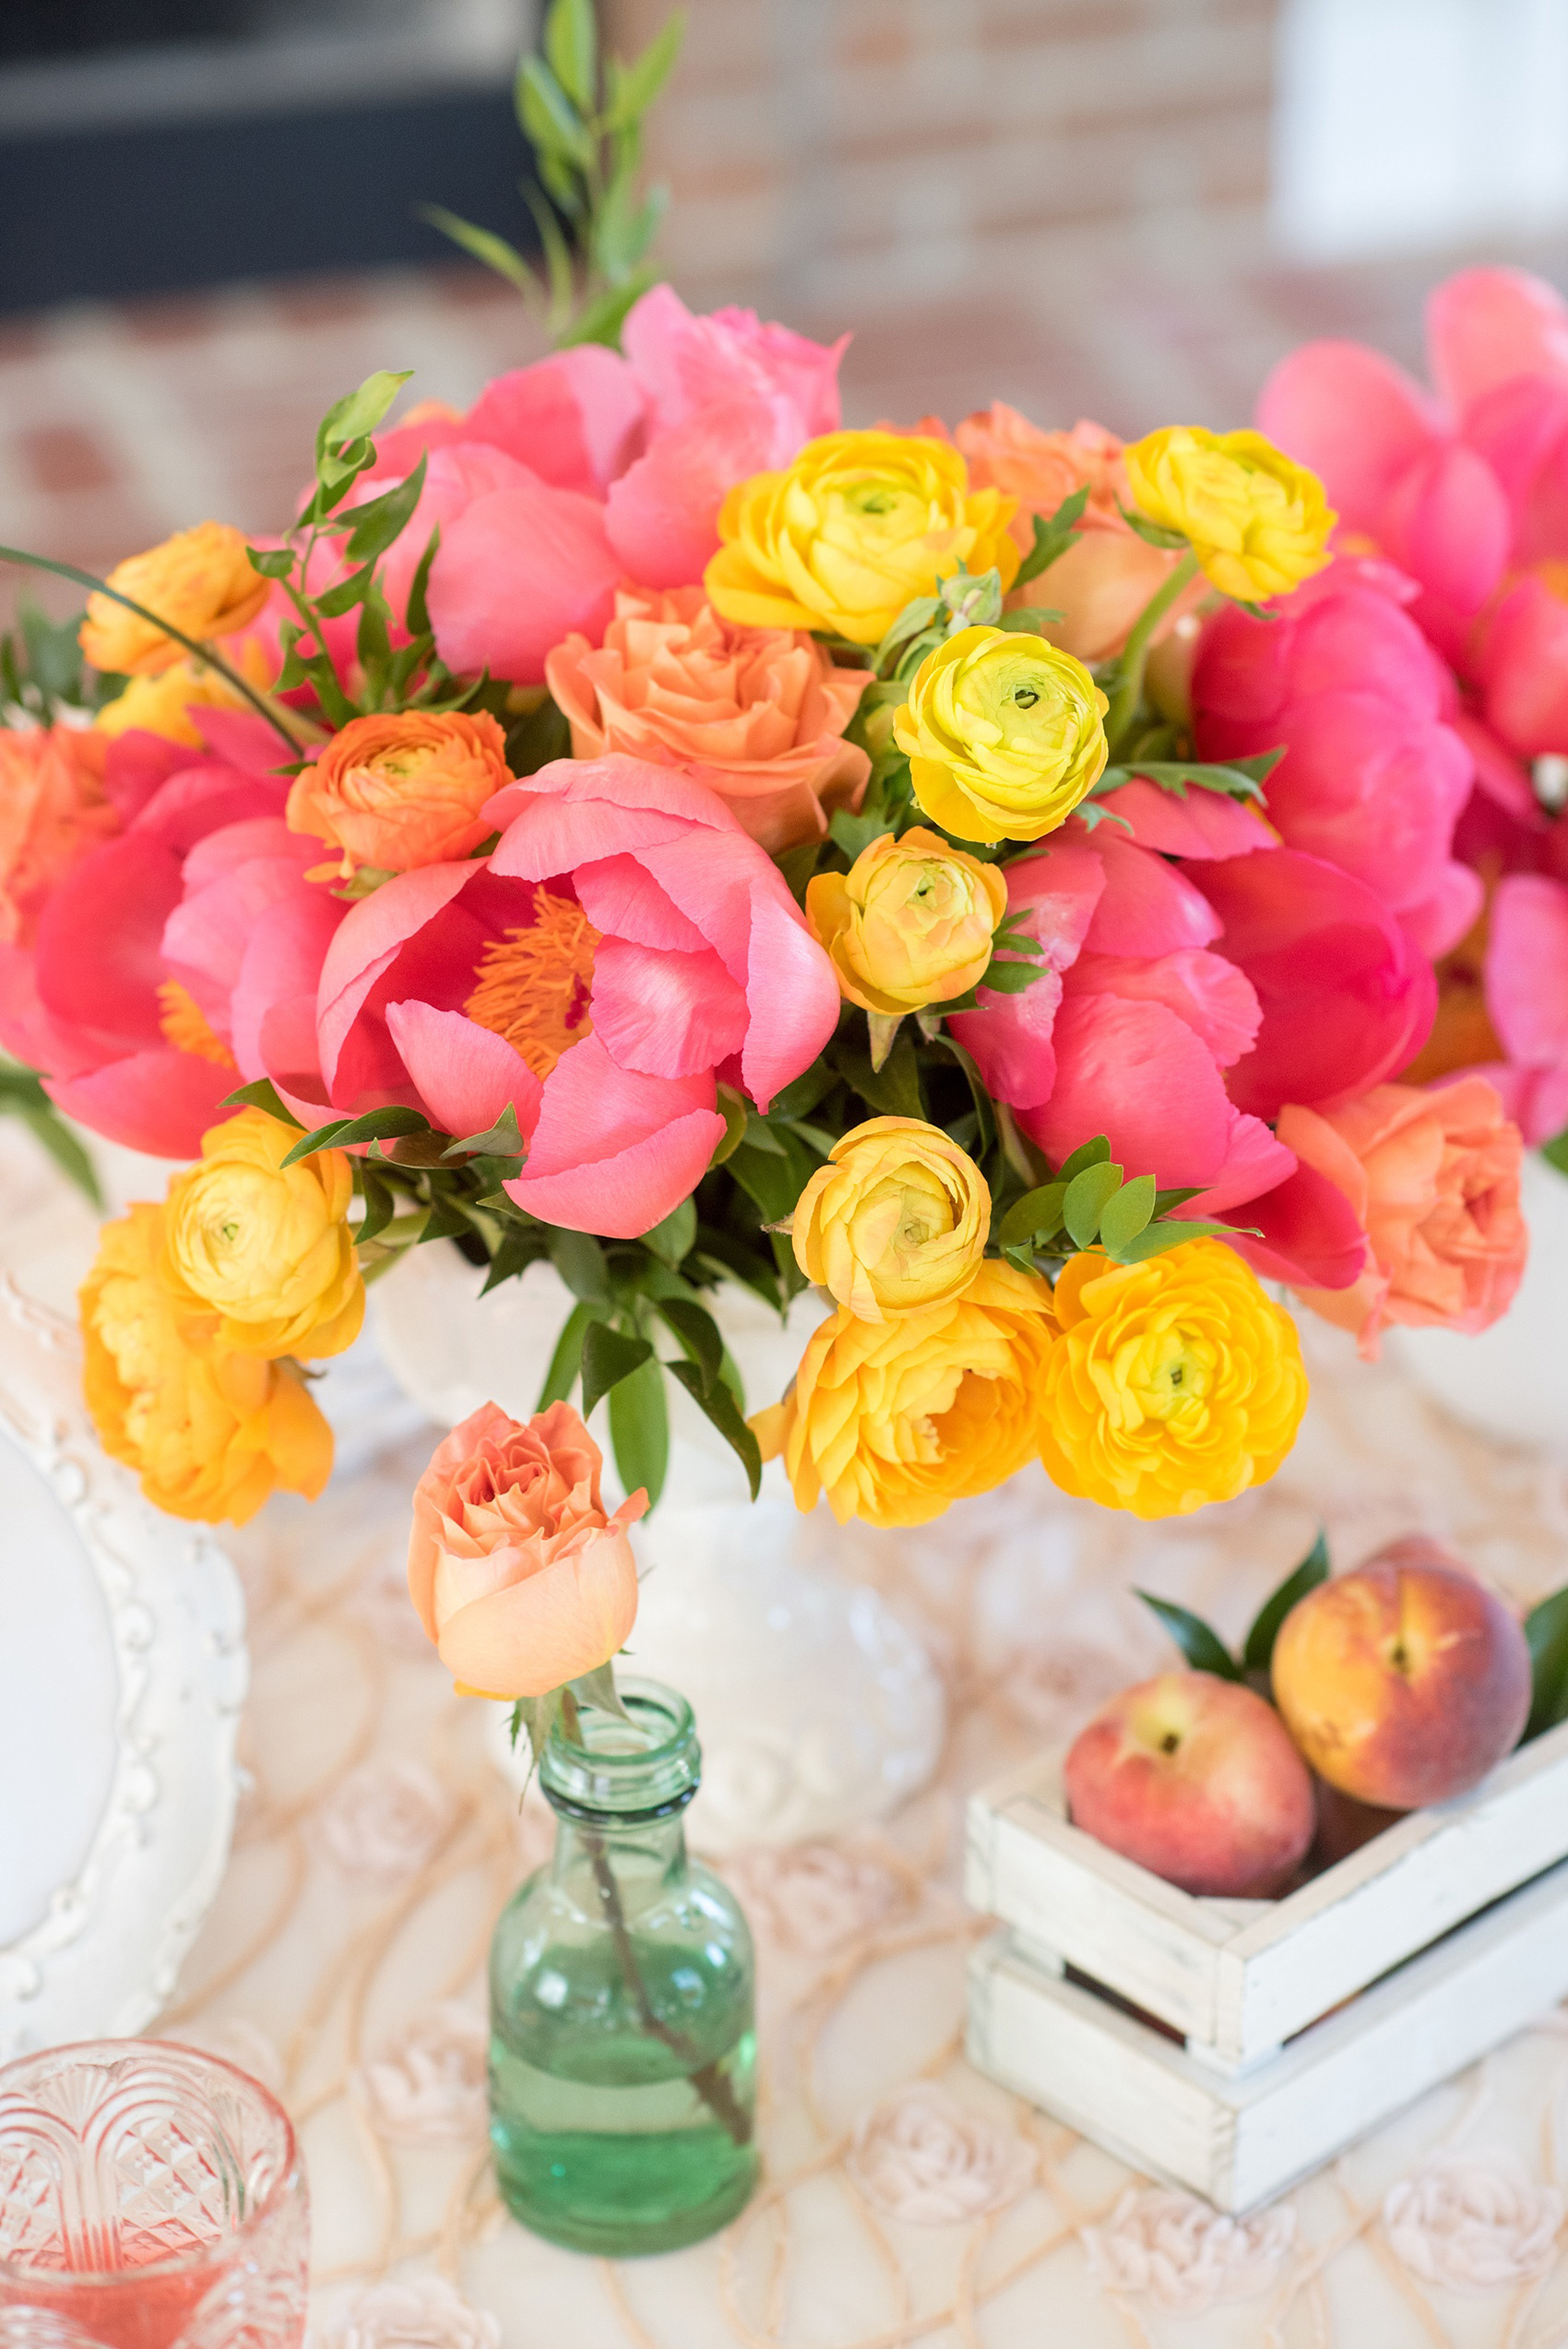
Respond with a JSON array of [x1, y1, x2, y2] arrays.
[[79, 521, 269, 677], [752, 1260, 1055, 1526], [1123, 427, 1335, 602], [790, 1117, 990, 1321], [893, 626, 1109, 845], [1037, 1238, 1307, 1520], [80, 1203, 333, 1526], [159, 1108, 363, 1358], [805, 826, 1008, 1014], [704, 432, 1020, 647], [94, 651, 267, 746]]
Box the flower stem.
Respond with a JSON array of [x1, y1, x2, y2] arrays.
[[1102, 547, 1200, 759]]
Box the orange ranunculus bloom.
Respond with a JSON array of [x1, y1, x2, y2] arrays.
[[0, 725, 115, 947], [1280, 1077, 1527, 1360], [408, 1400, 647, 1699], [80, 1202, 333, 1525], [78, 522, 270, 676], [286, 709, 514, 881], [546, 584, 871, 854], [806, 827, 1007, 1014], [956, 405, 1206, 664]]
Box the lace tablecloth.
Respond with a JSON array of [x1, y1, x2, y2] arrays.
[[10, 1123, 1568, 2349]]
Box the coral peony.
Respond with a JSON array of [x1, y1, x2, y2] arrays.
[[753, 1260, 1057, 1528], [1281, 1078, 1526, 1358], [159, 1107, 363, 1358], [894, 626, 1108, 845], [80, 1200, 333, 1524], [805, 827, 1007, 1014], [0, 725, 115, 948], [790, 1117, 990, 1320], [1123, 428, 1334, 601], [545, 583, 869, 853], [286, 709, 515, 881], [407, 1400, 646, 1699], [79, 521, 269, 675], [311, 754, 839, 1238], [1484, 872, 1568, 1141], [706, 432, 1019, 645], [1038, 1240, 1307, 1518]]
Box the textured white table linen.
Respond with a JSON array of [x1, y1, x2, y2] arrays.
[[7, 1120, 1568, 2349]]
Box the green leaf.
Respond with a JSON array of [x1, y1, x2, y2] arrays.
[[557, 269, 654, 351], [508, 1687, 564, 1780], [972, 952, 1047, 995], [1056, 1135, 1111, 1183], [1063, 1159, 1124, 1248], [642, 1196, 696, 1269], [998, 1182, 1067, 1251], [603, 10, 685, 130], [518, 54, 594, 166], [768, 1060, 837, 1122], [219, 1077, 300, 1127], [666, 1356, 761, 1497], [1013, 486, 1090, 586], [1094, 756, 1276, 807], [996, 606, 1065, 634], [246, 544, 295, 580], [444, 1103, 525, 1161], [609, 1355, 668, 1505], [1119, 503, 1191, 552], [343, 455, 427, 564], [1112, 1219, 1260, 1263], [580, 1321, 655, 1422], [550, 1227, 612, 1305], [535, 1298, 600, 1410], [481, 1220, 550, 1295], [279, 1105, 430, 1166], [708, 1084, 748, 1169], [545, 0, 598, 111], [829, 807, 891, 862], [1244, 1533, 1330, 1675], [1525, 1586, 1568, 1741], [312, 560, 378, 619], [355, 1164, 397, 1246], [9, 1102, 103, 1207], [655, 1296, 723, 1393], [826, 1028, 924, 1121], [569, 1660, 631, 1723], [315, 371, 411, 479], [404, 526, 440, 638], [521, 182, 578, 328], [1542, 1127, 1568, 1181], [418, 205, 540, 299], [1135, 1591, 1242, 1681], [1099, 1174, 1157, 1257]]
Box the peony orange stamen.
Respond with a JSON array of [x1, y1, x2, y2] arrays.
[[464, 888, 599, 1083], [158, 979, 236, 1068]]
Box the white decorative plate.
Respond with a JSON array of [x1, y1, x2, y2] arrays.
[[0, 1277, 246, 2057]]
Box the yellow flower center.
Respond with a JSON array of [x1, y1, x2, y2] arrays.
[[1113, 1323, 1214, 1428], [463, 888, 600, 1083], [158, 979, 236, 1068]]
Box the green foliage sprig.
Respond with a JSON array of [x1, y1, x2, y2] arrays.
[[1135, 1534, 1331, 1688]]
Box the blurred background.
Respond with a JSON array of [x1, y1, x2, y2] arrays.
[[4, 0, 1568, 613]]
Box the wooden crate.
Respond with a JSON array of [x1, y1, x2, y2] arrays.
[[964, 1722, 1568, 2210]]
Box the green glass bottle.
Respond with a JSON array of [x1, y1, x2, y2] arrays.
[[488, 1678, 759, 2255]]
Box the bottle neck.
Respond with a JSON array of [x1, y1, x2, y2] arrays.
[[550, 1806, 691, 1914]]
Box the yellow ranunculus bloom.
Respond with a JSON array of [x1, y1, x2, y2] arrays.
[[790, 1116, 990, 1321], [81, 1203, 333, 1525], [894, 626, 1109, 845], [160, 1108, 363, 1358], [805, 826, 1008, 1014], [752, 1260, 1055, 1525], [1123, 427, 1335, 602], [94, 650, 269, 746], [79, 521, 270, 677], [704, 432, 1020, 647], [1037, 1238, 1307, 1519]]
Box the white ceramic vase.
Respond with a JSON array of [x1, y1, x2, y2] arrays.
[[373, 1241, 948, 1849], [1387, 1151, 1568, 1453]]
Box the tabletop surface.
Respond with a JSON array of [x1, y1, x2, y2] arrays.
[[6, 1121, 1568, 2349]]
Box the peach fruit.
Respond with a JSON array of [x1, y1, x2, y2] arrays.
[[1064, 1669, 1316, 1897], [1270, 1540, 1531, 1809]]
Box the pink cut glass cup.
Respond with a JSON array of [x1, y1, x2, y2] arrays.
[[0, 2039, 309, 2349]]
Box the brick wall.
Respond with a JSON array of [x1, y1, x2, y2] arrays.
[[603, 0, 1279, 327]]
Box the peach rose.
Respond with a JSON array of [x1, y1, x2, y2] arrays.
[[286, 709, 514, 881], [955, 406, 1205, 664], [545, 583, 871, 853], [0, 725, 116, 947], [1281, 1077, 1527, 1360], [407, 1400, 647, 1699]]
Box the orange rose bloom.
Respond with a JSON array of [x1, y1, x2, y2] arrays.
[[286, 709, 514, 881], [1280, 1077, 1527, 1360], [546, 584, 871, 854], [408, 1400, 648, 1699], [78, 521, 269, 676], [956, 405, 1206, 664], [0, 726, 116, 947]]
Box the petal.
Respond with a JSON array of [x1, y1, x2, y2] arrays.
[[588, 936, 749, 1078], [435, 1531, 640, 1698], [1486, 872, 1568, 1067], [1067, 948, 1262, 1067], [1398, 864, 1484, 961], [1381, 443, 1511, 615], [1220, 1159, 1372, 1291], [1082, 831, 1222, 956], [463, 343, 646, 494], [1479, 577, 1568, 757], [1097, 776, 1276, 858], [604, 397, 787, 588], [1018, 993, 1233, 1186], [231, 888, 344, 1089], [505, 1030, 723, 1237], [316, 862, 478, 1093], [1256, 340, 1442, 531], [386, 1001, 542, 1139], [738, 882, 840, 1110], [428, 480, 621, 685], [34, 832, 178, 1048], [1427, 267, 1568, 412], [45, 1048, 234, 1157]]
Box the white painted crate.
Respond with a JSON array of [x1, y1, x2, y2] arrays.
[[964, 1721, 1568, 2210]]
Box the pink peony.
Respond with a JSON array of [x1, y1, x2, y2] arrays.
[[408, 1399, 646, 1698], [1483, 872, 1568, 1141], [1193, 561, 1479, 956], [1281, 1077, 1526, 1357], [310, 754, 839, 1238]]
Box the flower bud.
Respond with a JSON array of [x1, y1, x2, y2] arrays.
[[806, 826, 1007, 1014], [1123, 427, 1335, 602], [894, 626, 1108, 844]]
